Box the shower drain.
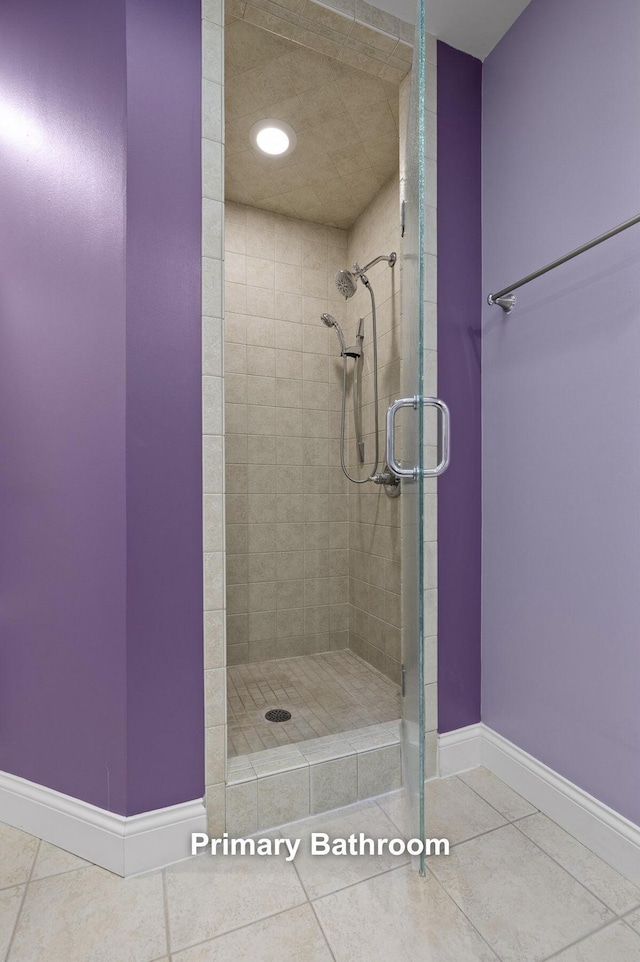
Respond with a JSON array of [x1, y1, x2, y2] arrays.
[[265, 709, 292, 723]]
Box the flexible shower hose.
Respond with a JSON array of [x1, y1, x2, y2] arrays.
[[339, 278, 380, 484]]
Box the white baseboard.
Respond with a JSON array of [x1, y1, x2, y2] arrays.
[[0, 770, 206, 877], [438, 724, 640, 886], [437, 723, 483, 776]]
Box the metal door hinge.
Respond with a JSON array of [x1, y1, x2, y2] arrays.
[[401, 664, 406, 697], [401, 200, 406, 237]]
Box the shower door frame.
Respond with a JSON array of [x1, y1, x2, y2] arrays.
[[201, 0, 438, 838], [398, 0, 439, 876]]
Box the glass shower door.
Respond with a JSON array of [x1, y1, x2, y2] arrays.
[[394, 0, 448, 875]]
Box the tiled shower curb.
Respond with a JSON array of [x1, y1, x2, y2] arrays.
[[225, 721, 402, 834]]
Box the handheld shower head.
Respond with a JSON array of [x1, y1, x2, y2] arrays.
[[335, 269, 358, 300], [320, 313, 347, 354]]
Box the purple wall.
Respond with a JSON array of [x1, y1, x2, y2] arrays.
[[0, 0, 129, 813], [437, 42, 482, 733], [0, 0, 203, 816], [482, 0, 640, 822], [125, 0, 203, 815]]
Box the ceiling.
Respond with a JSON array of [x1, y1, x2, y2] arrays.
[[366, 0, 533, 60], [224, 19, 405, 231]]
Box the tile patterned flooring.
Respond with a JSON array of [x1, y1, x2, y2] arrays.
[[227, 650, 402, 757], [2, 769, 640, 961]]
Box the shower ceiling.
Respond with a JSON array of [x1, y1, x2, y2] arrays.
[[225, 19, 406, 230]]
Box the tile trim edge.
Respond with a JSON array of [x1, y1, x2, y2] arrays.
[[438, 723, 640, 886], [0, 769, 206, 877]]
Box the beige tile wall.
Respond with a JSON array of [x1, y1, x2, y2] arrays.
[[340, 176, 403, 684], [223, 201, 353, 666]]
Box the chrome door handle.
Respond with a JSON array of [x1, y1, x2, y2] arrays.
[[386, 396, 451, 480]]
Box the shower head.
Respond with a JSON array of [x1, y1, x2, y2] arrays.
[[335, 269, 358, 300], [335, 253, 397, 299], [321, 313, 347, 354]]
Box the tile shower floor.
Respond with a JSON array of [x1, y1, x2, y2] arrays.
[[227, 650, 401, 757], [2, 769, 640, 961]]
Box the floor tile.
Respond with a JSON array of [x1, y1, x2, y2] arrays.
[[378, 778, 510, 848], [0, 885, 24, 961], [165, 851, 306, 952], [459, 767, 537, 821], [8, 865, 166, 962], [517, 813, 640, 915], [287, 800, 410, 899], [376, 789, 411, 838], [31, 840, 91, 881], [424, 776, 508, 846], [429, 824, 613, 962], [628, 907, 640, 933], [548, 920, 640, 961], [227, 650, 400, 756], [172, 904, 333, 961], [314, 863, 499, 962], [0, 824, 39, 889]]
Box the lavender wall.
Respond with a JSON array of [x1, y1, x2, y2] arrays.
[[437, 42, 482, 733], [482, 0, 640, 822], [0, 0, 129, 813], [125, 0, 203, 815], [0, 0, 203, 816]]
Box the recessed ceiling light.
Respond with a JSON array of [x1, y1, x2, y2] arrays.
[[250, 119, 297, 157], [257, 126, 289, 155]]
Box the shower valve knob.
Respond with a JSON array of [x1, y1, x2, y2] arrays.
[[372, 471, 396, 486]]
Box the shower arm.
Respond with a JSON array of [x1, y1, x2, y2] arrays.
[[355, 252, 397, 276]]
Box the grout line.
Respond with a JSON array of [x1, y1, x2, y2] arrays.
[[436, 819, 515, 852], [540, 917, 628, 961], [4, 862, 94, 888], [289, 836, 313, 903], [622, 914, 640, 938], [164, 897, 309, 958], [376, 783, 539, 853], [3, 838, 40, 962], [421, 858, 504, 961], [510, 817, 628, 919], [286, 833, 369, 960], [375, 778, 635, 958], [455, 769, 539, 824], [373, 793, 406, 835], [309, 861, 410, 903], [308, 896, 338, 961]]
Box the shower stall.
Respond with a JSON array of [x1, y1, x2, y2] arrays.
[[217, 0, 445, 869]]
